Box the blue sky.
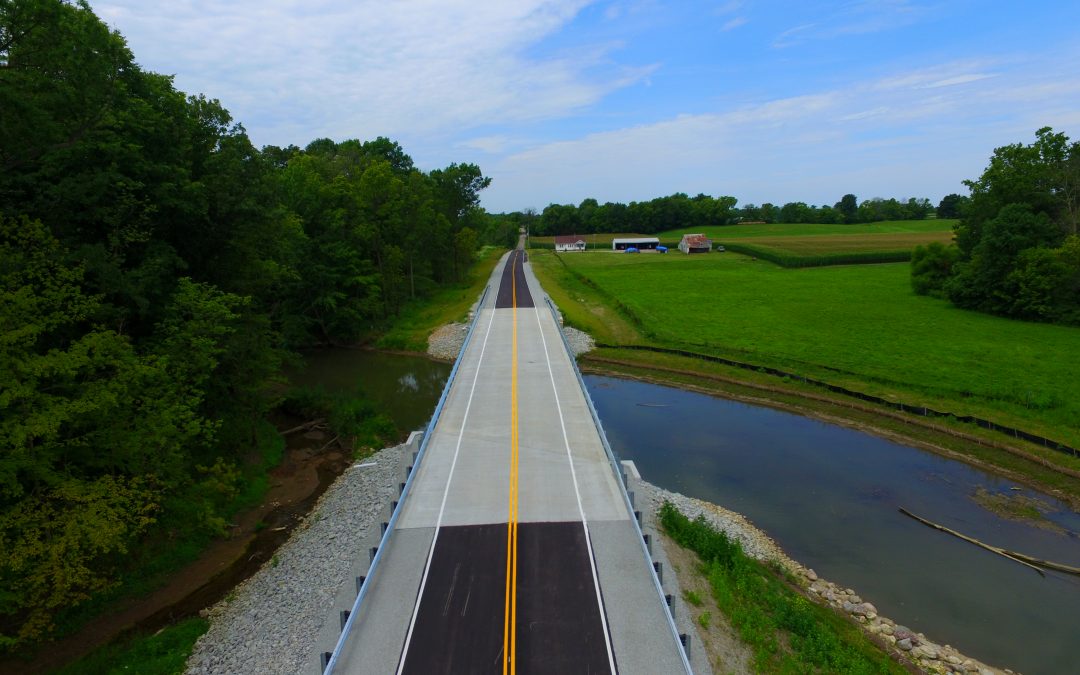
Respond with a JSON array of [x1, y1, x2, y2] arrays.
[[90, 1, 1080, 213]]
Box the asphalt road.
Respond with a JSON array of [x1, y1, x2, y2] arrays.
[[331, 249, 688, 674]]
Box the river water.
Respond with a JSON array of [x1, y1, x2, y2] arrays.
[[585, 374, 1080, 675], [294, 350, 1079, 674]]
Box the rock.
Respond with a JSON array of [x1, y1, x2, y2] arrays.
[[880, 623, 894, 636], [898, 638, 913, 651], [850, 594, 862, 604], [946, 655, 962, 666], [805, 568, 818, 581], [852, 602, 877, 617], [915, 644, 940, 660]]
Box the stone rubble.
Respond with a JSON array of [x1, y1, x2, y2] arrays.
[[645, 482, 1013, 675]]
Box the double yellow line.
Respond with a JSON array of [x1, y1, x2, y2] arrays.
[[503, 251, 521, 675]]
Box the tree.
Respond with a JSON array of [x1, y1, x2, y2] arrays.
[[836, 194, 858, 223], [937, 194, 968, 219], [911, 242, 961, 298]]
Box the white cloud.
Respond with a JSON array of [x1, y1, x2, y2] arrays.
[[91, 0, 650, 146], [481, 54, 1080, 211]]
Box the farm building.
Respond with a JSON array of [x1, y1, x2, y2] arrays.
[[555, 235, 587, 252], [612, 237, 660, 251], [678, 234, 712, 254]]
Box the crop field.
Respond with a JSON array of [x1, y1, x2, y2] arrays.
[[730, 231, 953, 255], [532, 250, 1080, 446], [656, 219, 956, 240]]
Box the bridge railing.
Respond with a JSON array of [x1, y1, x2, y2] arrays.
[[544, 295, 694, 675], [323, 284, 491, 674]]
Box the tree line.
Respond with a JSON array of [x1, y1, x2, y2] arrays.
[[912, 128, 1080, 326], [0, 0, 499, 650], [500, 192, 938, 237]]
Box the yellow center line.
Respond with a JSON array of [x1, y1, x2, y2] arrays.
[[504, 251, 521, 675]]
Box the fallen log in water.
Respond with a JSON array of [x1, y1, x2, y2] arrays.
[[898, 507, 1045, 577]]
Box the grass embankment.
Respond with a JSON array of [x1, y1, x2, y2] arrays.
[[660, 503, 907, 674], [377, 246, 504, 351], [529, 249, 1080, 492]]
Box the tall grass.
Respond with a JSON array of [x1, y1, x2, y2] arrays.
[[660, 503, 905, 675]]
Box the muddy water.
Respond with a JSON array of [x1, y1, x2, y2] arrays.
[[585, 374, 1080, 675], [289, 349, 452, 435]]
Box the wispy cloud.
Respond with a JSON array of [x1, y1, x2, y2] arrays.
[[93, 0, 649, 146], [774, 0, 927, 47], [722, 16, 748, 31]]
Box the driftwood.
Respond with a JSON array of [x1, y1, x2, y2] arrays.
[[317, 434, 341, 453], [281, 418, 326, 436], [1000, 548, 1080, 576], [899, 507, 1045, 577]]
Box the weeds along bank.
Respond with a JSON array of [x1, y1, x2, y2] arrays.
[[529, 250, 1080, 460]]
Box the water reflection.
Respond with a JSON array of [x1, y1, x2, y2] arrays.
[[289, 349, 451, 435], [585, 374, 1080, 675]]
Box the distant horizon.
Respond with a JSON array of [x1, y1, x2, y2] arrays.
[[90, 1, 1080, 212]]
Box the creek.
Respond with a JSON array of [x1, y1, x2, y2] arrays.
[[585, 374, 1080, 675], [289, 348, 452, 436]]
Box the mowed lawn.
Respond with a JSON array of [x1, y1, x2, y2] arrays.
[[552, 251, 1080, 443]]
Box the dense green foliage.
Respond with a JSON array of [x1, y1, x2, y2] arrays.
[[915, 128, 1080, 325], [0, 0, 494, 651], [535, 251, 1080, 445], [518, 192, 933, 237], [659, 503, 904, 674], [910, 242, 961, 297], [54, 617, 208, 675]]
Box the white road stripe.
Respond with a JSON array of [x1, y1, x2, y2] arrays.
[[395, 306, 498, 675], [533, 307, 618, 674]]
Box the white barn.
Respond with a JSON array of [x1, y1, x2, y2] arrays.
[[555, 235, 587, 252]]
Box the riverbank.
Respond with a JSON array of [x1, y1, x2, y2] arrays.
[[646, 480, 1009, 675]]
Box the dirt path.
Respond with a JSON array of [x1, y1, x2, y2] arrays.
[[1, 435, 351, 675]]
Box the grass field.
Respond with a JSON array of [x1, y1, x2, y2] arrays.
[[531, 249, 1080, 448]]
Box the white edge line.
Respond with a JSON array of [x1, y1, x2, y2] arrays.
[[394, 306, 498, 675], [533, 306, 618, 674]]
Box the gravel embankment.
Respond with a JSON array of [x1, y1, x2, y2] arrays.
[[427, 319, 594, 362], [185, 444, 406, 675], [645, 482, 1010, 675]]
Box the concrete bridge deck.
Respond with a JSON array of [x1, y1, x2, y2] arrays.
[[325, 249, 691, 674]]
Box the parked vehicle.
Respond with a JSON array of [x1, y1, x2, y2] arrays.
[[626, 246, 639, 253]]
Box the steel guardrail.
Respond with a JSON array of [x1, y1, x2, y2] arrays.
[[544, 295, 695, 674], [323, 283, 491, 674]]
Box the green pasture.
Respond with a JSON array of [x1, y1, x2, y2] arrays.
[[535, 250, 1080, 445]]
